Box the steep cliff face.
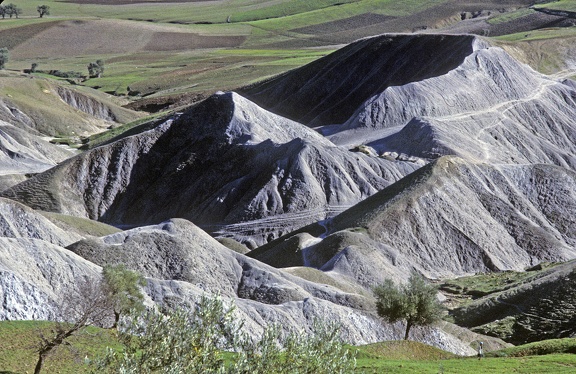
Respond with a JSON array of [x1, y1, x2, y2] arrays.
[[56, 86, 118, 122], [0, 197, 83, 246], [243, 34, 576, 173], [326, 42, 576, 171], [0, 120, 72, 176]]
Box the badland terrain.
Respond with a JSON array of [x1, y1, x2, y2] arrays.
[[0, 0, 575, 369]]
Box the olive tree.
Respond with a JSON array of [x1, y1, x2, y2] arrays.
[[34, 266, 145, 373], [91, 295, 356, 373], [374, 272, 443, 340], [87, 59, 104, 78], [37, 5, 50, 18], [92, 295, 243, 373], [34, 276, 114, 374], [102, 264, 146, 328], [5, 3, 22, 18]]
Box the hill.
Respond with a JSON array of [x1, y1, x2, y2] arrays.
[[0, 91, 419, 245], [0, 0, 575, 361]]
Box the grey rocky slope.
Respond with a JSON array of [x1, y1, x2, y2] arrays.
[[251, 156, 576, 285], [1, 31, 575, 352], [0, 75, 141, 138], [0, 197, 83, 247], [0, 216, 494, 354], [325, 39, 576, 170], [0, 75, 143, 190], [241, 34, 478, 128], [243, 34, 576, 170], [0, 120, 72, 190], [1, 92, 419, 246]]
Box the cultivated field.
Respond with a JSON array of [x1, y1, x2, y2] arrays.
[[2, 0, 574, 109]]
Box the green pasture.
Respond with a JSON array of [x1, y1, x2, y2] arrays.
[[439, 265, 558, 302], [535, 0, 576, 12], [248, 0, 450, 32], [495, 26, 576, 42], [1, 320, 576, 374], [80, 48, 332, 96], [0, 320, 119, 374], [2, 0, 448, 24], [487, 8, 535, 25]]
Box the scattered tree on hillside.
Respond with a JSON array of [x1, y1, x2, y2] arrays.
[[34, 276, 114, 374], [5, 3, 22, 18], [87, 59, 104, 78], [0, 6, 6, 19], [30, 62, 38, 72], [0, 48, 8, 70], [91, 295, 356, 373], [37, 5, 50, 18], [33, 266, 146, 374], [374, 271, 443, 340], [102, 264, 146, 328]]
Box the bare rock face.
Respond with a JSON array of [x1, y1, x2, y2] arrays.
[[241, 34, 478, 127], [56, 87, 119, 122], [243, 34, 576, 173], [2, 92, 418, 246], [252, 157, 576, 284], [1, 32, 575, 352], [0, 217, 484, 353], [0, 76, 143, 190], [67, 219, 372, 310], [0, 197, 83, 247], [0, 237, 101, 320], [63, 218, 478, 352], [0, 120, 73, 184], [326, 41, 576, 170]]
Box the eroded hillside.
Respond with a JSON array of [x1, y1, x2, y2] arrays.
[[1, 31, 575, 353]]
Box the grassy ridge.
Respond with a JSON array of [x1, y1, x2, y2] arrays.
[[0, 321, 118, 374], [535, 0, 576, 12]]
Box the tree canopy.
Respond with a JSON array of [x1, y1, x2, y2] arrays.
[[102, 264, 146, 328], [87, 60, 104, 78], [374, 272, 443, 340], [91, 295, 355, 373], [3, 3, 22, 18], [37, 5, 50, 18]]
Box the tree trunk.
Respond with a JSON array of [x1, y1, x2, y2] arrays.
[[404, 320, 413, 340], [113, 310, 120, 329], [34, 353, 46, 374]]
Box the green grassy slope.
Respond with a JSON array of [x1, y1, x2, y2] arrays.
[[535, 0, 576, 12], [0, 321, 118, 374], [1, 321, 575, 374]]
